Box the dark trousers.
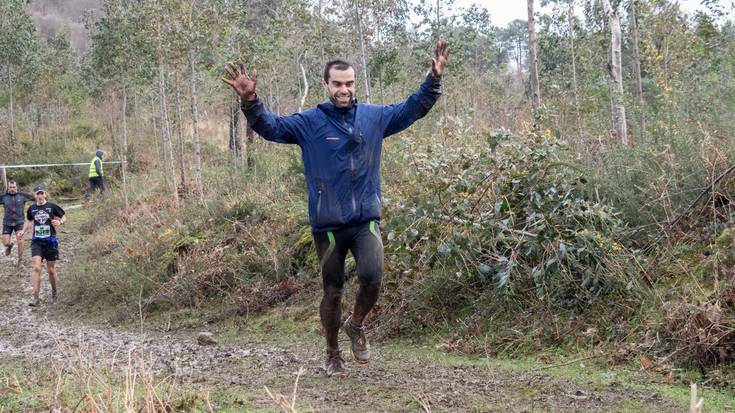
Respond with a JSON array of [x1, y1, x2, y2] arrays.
[[85, 177, 105, 201], [90, 177, 105, 193], [313, 220, 384, 351]]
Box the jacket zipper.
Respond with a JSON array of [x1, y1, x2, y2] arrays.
[[316, 188, 322, 221], [344, 112, 357, 216], [350, 154, 357, 214], [11, 195, 16, 223]]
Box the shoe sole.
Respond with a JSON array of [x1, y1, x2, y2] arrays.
[[352, 355, 369, 365]]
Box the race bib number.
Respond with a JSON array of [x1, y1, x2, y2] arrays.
[[34, 225, 51, 238]]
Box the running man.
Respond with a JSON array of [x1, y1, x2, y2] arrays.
[[223, 41, 449, 376], [1, 180, 34, 266], [22, 185, 66, 307]]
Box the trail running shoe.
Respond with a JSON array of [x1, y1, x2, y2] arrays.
[[343, 315, 370, 364], [52, 290, 57, 302], [28, 296, 40, 307], [5, 243, 13, 256], [325, 349, 349, 377]]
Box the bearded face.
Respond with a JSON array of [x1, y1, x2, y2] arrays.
[[324, 67, 356, 108]]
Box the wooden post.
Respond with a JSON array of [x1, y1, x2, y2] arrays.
[[1, 167, 7, 189]]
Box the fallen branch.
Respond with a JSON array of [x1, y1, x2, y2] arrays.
[[667, 162, 735, 230]]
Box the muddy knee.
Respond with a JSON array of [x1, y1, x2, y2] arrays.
[[322, 286, 343, 305], [357, 266, 383, 287]]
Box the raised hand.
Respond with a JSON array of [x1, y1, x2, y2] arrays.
[[222, 60, 258, 101], [431, 40, 450, 77]]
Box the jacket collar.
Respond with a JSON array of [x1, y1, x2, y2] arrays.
[[317, 98, 357, 117]]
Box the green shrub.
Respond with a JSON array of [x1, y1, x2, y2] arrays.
[[383, 129, 633, 306]]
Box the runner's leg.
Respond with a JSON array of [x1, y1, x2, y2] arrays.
[[315, 229, 349, 351], [349, 221, 384, 325], [16, 228, 24, 260], [32, 256, 43, 299], [47, 260, 57, 297]]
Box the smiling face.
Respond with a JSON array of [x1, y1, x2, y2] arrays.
[[324, 67, 356, 109]]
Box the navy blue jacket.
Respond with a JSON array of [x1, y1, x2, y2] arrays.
[[1, 192, 34, 227], [242, 74, 442, 232]]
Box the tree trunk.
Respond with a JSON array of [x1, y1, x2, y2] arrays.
[[601, 0, 628, 145], [121, 84, 129, 208], [188, 51, 203, 199], [7, 66, 15, 146], [30, 104, 38, 142], [436, 0, 447, 127], [109, 96, 118, 156], [568, 1, 583, 140], [174, 71, 186, 185], [299, 63, 309, 112], [516, 38, 523, 84], [158, 64, 180, 207], [629, 0, 645, 139], [527, 0, 541, 111], [246, 123, 255, 168], [152, 102, 162, 168], [355, 0, 371, 103], [376, 26, 385, 104], [229, 96, 242, 167], [132, 91, 139, 141]]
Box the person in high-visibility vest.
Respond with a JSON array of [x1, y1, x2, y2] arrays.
[[86, 150, 105, 199]]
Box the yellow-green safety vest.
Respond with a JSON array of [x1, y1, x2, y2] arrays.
[[89, 157, 104, 178]]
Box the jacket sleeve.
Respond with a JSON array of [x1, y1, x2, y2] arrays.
[[241, 98, 303, 145], [22, 193, 34, 202], [95, 159, 102, 177], [381, 73, 442, 138]]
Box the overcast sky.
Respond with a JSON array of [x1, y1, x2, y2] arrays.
[[454, 0, 711, 27]]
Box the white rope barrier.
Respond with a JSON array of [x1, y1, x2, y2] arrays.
[[0, 161, 123, 169]]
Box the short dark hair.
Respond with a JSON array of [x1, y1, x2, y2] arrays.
[[323, 59, 354, 82], [7, 180, 16, 185]]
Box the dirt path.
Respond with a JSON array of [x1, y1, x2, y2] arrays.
[[0, 213, 689, 412]]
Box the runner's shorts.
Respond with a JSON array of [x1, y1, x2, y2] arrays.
[[2, 224, 23, 235], [31, 240, 59, 262]]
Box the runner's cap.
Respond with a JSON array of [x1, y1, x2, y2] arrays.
[[34, 185, 46, 194]]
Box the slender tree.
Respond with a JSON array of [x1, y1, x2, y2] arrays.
[[629, 0, 645, 139], [600, 0, 628, 145], [527, 0, 541, 111]]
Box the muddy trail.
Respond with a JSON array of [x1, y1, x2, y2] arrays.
[[0, 211, 695, 412]]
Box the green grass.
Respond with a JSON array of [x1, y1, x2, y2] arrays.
[[385, 342, 735, 413]]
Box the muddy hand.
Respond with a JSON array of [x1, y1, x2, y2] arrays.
[[431, 40, 450, 77], [222, 60, 258, 101]]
